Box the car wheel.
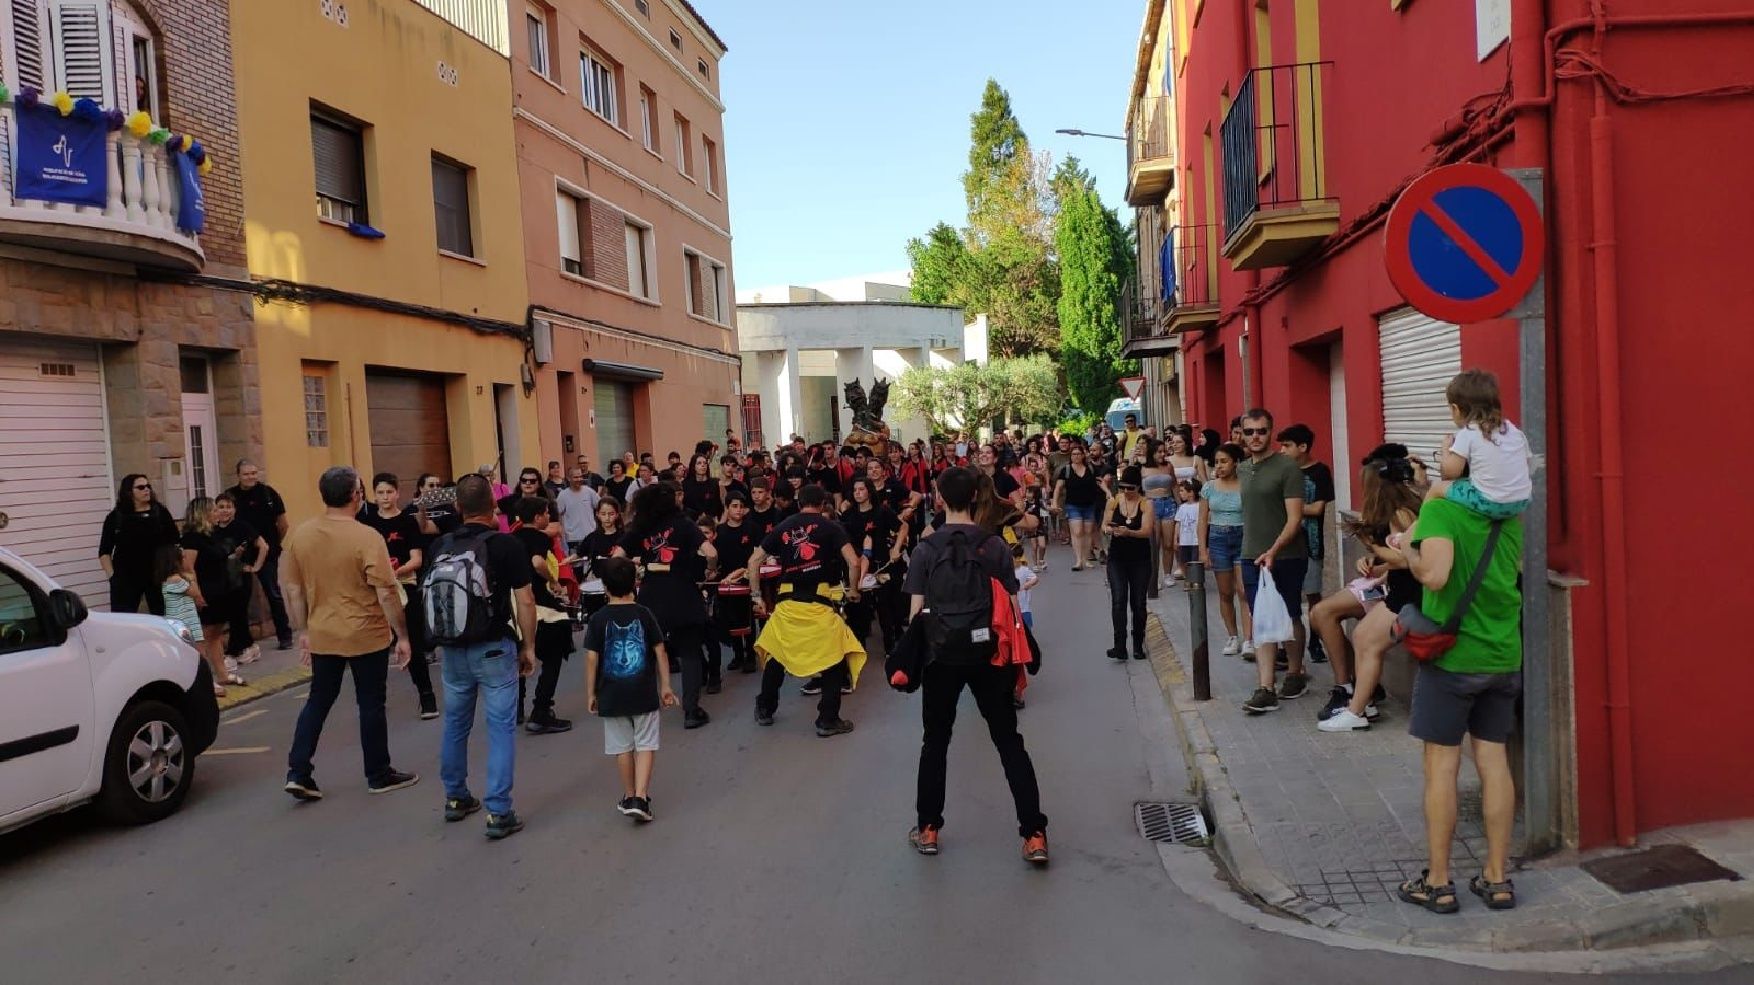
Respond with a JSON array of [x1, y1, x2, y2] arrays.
[[96, 700, 196, 825]]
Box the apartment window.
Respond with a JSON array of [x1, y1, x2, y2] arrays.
[[311, 109, 367, 225], [431, 155, 474, 257], [684, 249, 727, 323], [702, 135, 720, 195], [525, 5, 551, 78], [697, 58, 710, 80], [303, 371, 329, 448], [129, 34, 160, 118], [669, 29, 683, 51], [624, 221, 653, 299], [557, 191, 588, 276], [580, 47, 618, 125], [635, 0, 650, 15], [639, 85, 657, 152], [673, 113, 693, 177]]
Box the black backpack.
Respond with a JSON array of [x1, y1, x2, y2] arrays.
[[423, 528, 503, 647], [921, 529, 998, 664]]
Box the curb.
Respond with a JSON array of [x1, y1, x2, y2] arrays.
[[1139, 613, 1754, 960], [217, 666, 311, 712]]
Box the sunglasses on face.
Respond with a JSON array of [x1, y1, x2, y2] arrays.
[[134, 483, 152, 491], [1241, 427, 1270, 437]]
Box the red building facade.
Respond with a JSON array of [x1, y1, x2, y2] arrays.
[[1166, 0, 1754, 848]]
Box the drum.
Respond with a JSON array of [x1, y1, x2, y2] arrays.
[[716, 581, 754, 637], [759, 560, 782, 609], [579, 577, 608, 620]]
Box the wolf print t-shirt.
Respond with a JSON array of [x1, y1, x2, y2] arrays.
[[586, 602, 664, 718]]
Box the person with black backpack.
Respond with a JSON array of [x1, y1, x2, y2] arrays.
[[902, 466, 1049, 866], [424, 474, 537, 840]]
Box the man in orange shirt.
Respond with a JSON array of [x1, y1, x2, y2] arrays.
[[281, 466, 420, 801]]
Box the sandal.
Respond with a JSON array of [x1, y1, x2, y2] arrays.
[[213, 683, 227, 698], [1398, 870, 1460, 914], [1469, 875, 1517, 910], [225, 673, 247, 687]]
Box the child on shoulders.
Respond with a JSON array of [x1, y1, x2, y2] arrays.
[[1430, 369, 1532, 521]]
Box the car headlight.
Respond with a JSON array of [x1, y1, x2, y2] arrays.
[[163, 618, 195, 645]]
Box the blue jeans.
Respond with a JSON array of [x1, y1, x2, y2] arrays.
[[440, 639, 520, 816]]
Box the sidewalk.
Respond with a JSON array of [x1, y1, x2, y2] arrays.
[[215, 639, 310, 711], [1145, 582, 1754, 955]]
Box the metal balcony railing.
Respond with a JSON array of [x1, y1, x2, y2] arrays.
[[1220, 62, 1333, 242], [1165, 223, 1217, 311], [1120, 276, 1163, 347], [1128, 94, 1173, 168]]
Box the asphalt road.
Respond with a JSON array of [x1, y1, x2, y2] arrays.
[[0, 562, 1742, 983]]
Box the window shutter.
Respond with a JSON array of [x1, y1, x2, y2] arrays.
[[624, 223, 645, 297], [431, 158, 472, 256], [49, 1, 107, 101], [311, 116, 363, 206], [556, 192, 581, 268], [10, 0, 46, 91]]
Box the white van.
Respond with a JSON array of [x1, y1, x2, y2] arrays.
[[0, 548, 219, 834], [1105, 397, 1144, 433]]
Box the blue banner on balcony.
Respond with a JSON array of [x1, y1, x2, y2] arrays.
[[171, 151, 205, 234], [1160, 231, 1177, 303], [12, 103, 108, 208]]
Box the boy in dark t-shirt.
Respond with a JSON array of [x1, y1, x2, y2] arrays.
[[513, 497, 576, 733], [585, 556, 677, 823]]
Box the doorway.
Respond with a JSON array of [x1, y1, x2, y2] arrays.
[[180, 356, 219, 504]]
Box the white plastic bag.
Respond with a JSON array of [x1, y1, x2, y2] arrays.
[[1251, 570, 1295, 645]]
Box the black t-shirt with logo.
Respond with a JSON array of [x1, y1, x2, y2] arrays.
[[714, 522, 758, 577], [360, 508, 422, 569], [747, 506, 781, 542], [225, 483, 286, 549], [209, 519, 262, 591], [513, 526, 562, 610], [586, 602, 665, 718], [760, 511, 850, 593], [618, 517, 708, 628], [841, 504, 900, 561]]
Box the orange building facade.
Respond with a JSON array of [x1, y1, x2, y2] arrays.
[[513, 0, 740, 469]]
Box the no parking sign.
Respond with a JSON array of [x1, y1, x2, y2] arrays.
[[1384, 164, 1544, 323]]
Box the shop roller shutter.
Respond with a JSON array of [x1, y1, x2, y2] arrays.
[[1377, 308, 1461, 462]]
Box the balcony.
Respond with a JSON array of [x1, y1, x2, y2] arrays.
[[1163, 223, 1221, 336], [1220, 62, 1338, 271], [1126, 94, 1175, 208], [1120, 276, 1175, 359], [0, 108, 204, 272]]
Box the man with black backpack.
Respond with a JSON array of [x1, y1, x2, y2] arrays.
[[424, 474, 538, 840], [903, 466, 1049, 865]]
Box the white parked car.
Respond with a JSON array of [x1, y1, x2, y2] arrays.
[[0, 547, 219, 835]]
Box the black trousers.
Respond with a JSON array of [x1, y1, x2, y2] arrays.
[[844, 598, 876, 649], [520, 619, 574, 718], [111, 571, 165, 616], [256, 549, 292, 641], [221, 584, 254, 657], [1107, 555, 1150, 652], [916, 661, 1046, 837], [666, 623, 708, 715], [876, 577, 907, 653], [400, 591, 434, 703], [756, 658, 846, 726], [287, 650, 392, 783]]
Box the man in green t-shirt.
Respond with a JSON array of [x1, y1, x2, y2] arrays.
[[1236, 408, 1309, 715], [1396, 497, 1523, 914]]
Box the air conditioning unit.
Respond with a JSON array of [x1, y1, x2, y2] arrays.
[[532, 318, 554, 364]]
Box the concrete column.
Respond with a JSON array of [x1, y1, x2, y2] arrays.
[[775, 346, 803, 442]]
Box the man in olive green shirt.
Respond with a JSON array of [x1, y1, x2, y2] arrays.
[[1397, 497, 1523, 914], [1237, 409, 1308, 714]]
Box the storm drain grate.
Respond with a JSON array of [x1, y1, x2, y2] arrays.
[[1135, 801, 1209, 845]]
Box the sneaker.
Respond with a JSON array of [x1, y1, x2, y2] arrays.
[[909, 825, 940, 856], [1274, 652, 1289, 671], [444, 794, 482, 822], [815, 718, 855, 738], [1278, 673, 1309, 700], [419, 695, 440, 720], [1222, 636, 1242, 656], [1318, 708, 1372, 732], [368, 769, 420, 794], [525, 714, 574, 734], [839, 683, 853, 695], [1242, 639, 1256, 656], [1023, 831, 1050, 866], [1013, 695, 1026, 710], [485, 811, 525, 840], [224, 655, 239, 674], [684, 709, 711, 730], [1317, 686, 1350, 722], [799, 678, 823, 696], [754, 707, 775, 727], [239, 644, 262, 665], [277, 636, 295, 651], [284, 776, 323, 802], [1243, 687, 1280, 714], [1307, 637, 1328, 664], [621, 796, 653, 822]]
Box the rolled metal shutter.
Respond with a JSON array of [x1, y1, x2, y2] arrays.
[[1377, 308, 1461, 462], [593, 380, 635, 464]]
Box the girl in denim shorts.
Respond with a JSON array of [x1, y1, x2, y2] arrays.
[[1199, 443, 1249, 655]]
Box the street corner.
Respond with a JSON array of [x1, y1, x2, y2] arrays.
[[217, 665, 310, 712]]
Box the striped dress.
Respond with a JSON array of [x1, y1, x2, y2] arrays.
[[161, 577, 205, 642]]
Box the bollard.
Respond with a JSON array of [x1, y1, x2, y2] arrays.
[[1187, 559, 1210, 700]]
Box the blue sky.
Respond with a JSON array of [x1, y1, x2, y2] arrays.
[[710, 0, 1143, 291]]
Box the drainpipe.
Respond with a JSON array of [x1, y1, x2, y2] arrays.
[[1583, 0, 1638, 848]]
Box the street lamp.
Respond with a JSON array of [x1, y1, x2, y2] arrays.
[[1055, 128, 1126, 141]]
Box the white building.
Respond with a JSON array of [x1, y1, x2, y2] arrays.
[[736, 276, 979, 446]]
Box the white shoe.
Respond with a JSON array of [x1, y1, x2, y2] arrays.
[[239, 644, 262, 665], [224, 656, 239, 674], [1318, 708, 1372, 732], [1241, 639, 1256, 655], [1222, 636, 1241, 656], [1163, 575, 1177, 588]]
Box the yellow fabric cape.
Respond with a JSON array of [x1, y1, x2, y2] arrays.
[[754, 583, 867, 685]]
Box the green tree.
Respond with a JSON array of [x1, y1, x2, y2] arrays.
[[1054, 177, 1137, 411], [904, 223, 967, 306], [891, 356, 1064, 436]]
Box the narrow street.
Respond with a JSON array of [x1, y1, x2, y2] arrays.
[[0, 562, 1737, 983]]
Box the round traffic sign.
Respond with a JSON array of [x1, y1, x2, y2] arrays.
[[1384, 164, 1543, 324]]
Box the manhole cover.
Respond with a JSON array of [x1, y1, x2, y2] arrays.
[[1135, 801, 1209, 845], [1581, 844, 1742, 894]]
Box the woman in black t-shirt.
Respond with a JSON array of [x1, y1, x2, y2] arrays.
[[1104, 467, 1153, 662], [180, 497, 242, 689], [1053, 444, 1105, 571], [681, 454, 724, 521], [839, 477, 902, 650], [603, 461, 636, 506], [99, 473, 181, 615], [616, 482, 718, 729], [209, 492, 267, 664]]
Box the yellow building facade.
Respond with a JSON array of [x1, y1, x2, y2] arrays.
[[231, 0, 538, 521]]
